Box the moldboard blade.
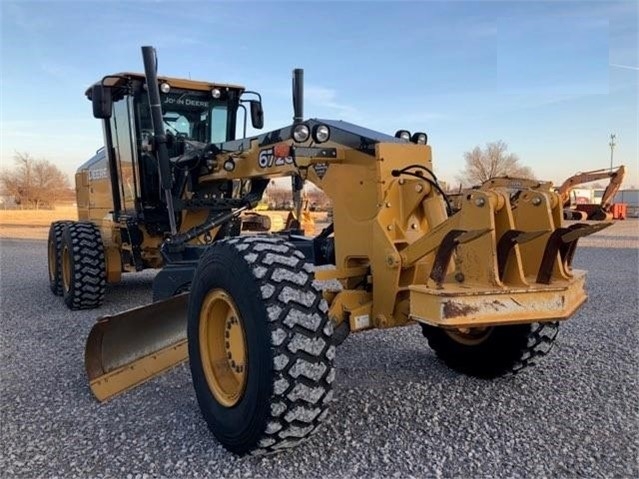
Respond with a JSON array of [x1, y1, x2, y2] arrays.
[[85, 293, 189, 402]]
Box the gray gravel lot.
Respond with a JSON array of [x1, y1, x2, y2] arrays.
[[1, 236, 637, 478]]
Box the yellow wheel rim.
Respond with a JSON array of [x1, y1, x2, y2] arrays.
[[445, 327, 493, 346], [199, 289, 248, 407], [48, 239, 56, 282], [61, 244, 71, 293]]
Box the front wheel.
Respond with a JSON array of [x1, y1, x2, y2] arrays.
[[421, 322, 559, 378], [187, 236, 335, 455], [60, 222, 106, 310], [48, 220, 73, 296]]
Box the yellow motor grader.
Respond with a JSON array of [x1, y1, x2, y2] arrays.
[[47, 46, 608, 455]]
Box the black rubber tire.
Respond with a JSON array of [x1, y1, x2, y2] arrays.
[[47, 220, 73, 296], [421, 321, 559, 378], [60, 222, 107, 310], [187, 235, 335, 455]]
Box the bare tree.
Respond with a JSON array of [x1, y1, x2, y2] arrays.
[[265, 185, 292, 210], [305, 187, 331, 211], [457, 140, 535, 186], [0, 152, 70, 209]]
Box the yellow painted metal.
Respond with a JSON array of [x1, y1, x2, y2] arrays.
[[85, 294, 188, 402], [314, 266, 369, 282], [88, 340, 188, 402], [88, 72, 245, 95], [327, 290, 373, 330], [104, 246, 122, 284], [47, 238, 56, 284], [409, 270, 587, 329], [61, 244, 71, 293], [198, 290, 247, 407]]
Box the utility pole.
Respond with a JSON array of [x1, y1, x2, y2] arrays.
[[609, 133, 616, 172]]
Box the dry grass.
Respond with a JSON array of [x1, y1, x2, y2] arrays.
[[0, 206, 78, 226], [6, 207, 629, 247], [0, 208, 329, 240]]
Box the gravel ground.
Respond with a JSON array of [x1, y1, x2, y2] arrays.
[[0, 238, 637, 478]]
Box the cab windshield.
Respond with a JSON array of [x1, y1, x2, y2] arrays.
[[136, 89, 230, 145]]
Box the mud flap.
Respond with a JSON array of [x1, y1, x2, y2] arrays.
[[85, 293, 189, 402]]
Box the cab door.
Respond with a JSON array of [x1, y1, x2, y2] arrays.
[[109, 97, 140, 214]]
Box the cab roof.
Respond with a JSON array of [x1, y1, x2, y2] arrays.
[[85, 72, 245, 99]]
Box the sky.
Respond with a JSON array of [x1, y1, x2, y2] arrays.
[[1, 0, 638, 189]]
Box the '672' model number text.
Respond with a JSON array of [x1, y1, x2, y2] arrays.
[[258, 148, 294, 168]]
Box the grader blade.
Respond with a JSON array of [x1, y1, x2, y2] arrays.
[[85, 293, 189, 402]]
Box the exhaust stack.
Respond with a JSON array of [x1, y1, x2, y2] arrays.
[[292, 68, 304, 124], [141, 46, 177, 235]]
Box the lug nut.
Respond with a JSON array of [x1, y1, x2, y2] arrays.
[[474, 197, 486, 207], [532, 197, 542, 206]]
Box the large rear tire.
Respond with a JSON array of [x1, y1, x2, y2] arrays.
[[48, 220, 73, 296], [421, 322, 559, 378], [60, 222, 107, 310], [187, 235, 335, 455]]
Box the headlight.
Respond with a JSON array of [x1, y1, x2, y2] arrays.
[[411, 132, 428, 145], [312, 124, 330, 143], [160, 82, 171, 94], [395, 130, 411, 141], [211, 88, 222, 99], [223, 159, 235, 172], [292, 124, 310, 142]]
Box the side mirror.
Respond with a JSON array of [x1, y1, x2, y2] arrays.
[[92, 85, 112, 119], [250, 100, 264, 129]]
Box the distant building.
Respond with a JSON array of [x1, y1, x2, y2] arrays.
[[613, 189, 639, 218], [571, 188, 595, 204]]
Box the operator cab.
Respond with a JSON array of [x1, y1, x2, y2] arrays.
[[85, 73, 263, 233]]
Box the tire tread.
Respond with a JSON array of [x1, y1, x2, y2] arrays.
[[221, 235, 335, 455], [62, 222, 106, 310], [48, 220, 74, 296], [422, 321, 560, 378]]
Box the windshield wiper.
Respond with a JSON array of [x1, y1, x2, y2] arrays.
[[163, 120, 181, 136]]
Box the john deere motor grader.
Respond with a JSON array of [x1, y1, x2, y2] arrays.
[[48, 46, 608, 455]]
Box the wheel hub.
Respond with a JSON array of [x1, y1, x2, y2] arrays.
[[445, 327, 493, 346], [199, 289, 247, 407], [61, 245, 71, 293], [48, 239, 56, 282]]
